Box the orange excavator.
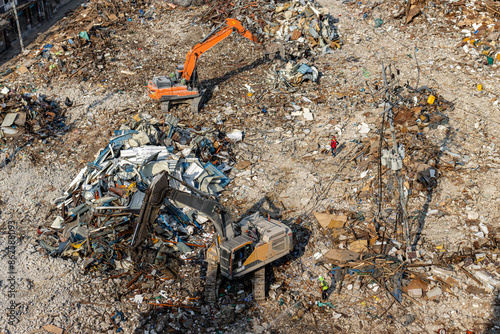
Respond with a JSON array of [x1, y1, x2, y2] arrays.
[[147, 18, 262, 113]]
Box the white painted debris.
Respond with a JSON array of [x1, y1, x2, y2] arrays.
[[302, 108, 314, 121], [0, 127, 18, 136], [51, 216, 64, 229], [408, 288, 423, 298], [427, 287, 442, 300], [475, 271, 500, 290], [227, 130, 244, 141], [358, 122, 370, 134], [184, 162, 205, 181], [120, 146, 172, 164], [115, 259, 133, 270], [313, 251, 323, 260], [467, 211, 479, 220], [243, 84, 255, 93], [134, 294, 144, 304], [479, 222, 489, 235]]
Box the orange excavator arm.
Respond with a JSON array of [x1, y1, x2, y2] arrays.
[[180, 18, 261, 82]]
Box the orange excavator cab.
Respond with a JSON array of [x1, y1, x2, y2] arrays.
[[147, 18, 262, 114]]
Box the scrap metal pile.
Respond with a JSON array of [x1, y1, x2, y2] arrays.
[[0, 86, 67, 141], [326, 72, 458, 252], [38, 113, 238, 273]]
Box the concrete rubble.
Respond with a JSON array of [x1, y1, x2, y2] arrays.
[[0, 0, 500, 333]]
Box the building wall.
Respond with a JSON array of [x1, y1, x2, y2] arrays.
[[0, 0, 58, 52]]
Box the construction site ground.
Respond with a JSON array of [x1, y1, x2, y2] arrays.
[[1, 0, 500, 333]]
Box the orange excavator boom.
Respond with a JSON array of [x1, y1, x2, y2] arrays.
[[180, 18, 261, 82]]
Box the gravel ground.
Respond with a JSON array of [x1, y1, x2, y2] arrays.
[[1, 0, 500, 333]]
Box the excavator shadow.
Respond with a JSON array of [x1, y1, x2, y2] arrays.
[[199, 55, 271, 107], [240, 194, 285, 220]]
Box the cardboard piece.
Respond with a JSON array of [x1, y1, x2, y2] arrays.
[[445, 276, 459, 287], [394, 107, 415, 124], [85, 22, 94, 32], [14, 112, 26, 126], [465, 285, 487, 295], [324, 249, 359, 263], [313, 212, 347, 229], [234, 160, 251, 170], [17, 65, 29, 74], [403, 277, 429, 292], [349, 239, 368, 252], [42, 324, 64, 334]]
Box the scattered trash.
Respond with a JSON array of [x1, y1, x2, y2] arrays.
[[267, 61, 319, 91], [0, 88, 67, 142]]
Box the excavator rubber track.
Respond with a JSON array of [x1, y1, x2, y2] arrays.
[[253, 266, 266, 302], [205, 261, 218, 303]]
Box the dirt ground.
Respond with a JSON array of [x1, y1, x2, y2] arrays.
[[1, 0, 500, 333]]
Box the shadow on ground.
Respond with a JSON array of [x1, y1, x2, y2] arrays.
[[0, 0, 85, 68]]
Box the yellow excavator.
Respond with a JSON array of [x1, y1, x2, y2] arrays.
[[130, 172, 293, 302], [147, 18, 262, 113]]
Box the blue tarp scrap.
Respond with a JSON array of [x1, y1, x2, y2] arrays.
[[391, 269, 404, 303], [297, 64, 313, 74]]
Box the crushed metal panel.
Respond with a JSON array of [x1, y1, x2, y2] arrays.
[[128, 191, 145, 210], [183, 161, 205, 185], [1, 113, 18, 127], [203, 162, 230, 187]]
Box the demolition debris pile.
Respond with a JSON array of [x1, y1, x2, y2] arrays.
[[199, 0, 341, 58], [39, 113, 237, 270], [3, 0, 500, 333], [0, 86, 67, 141], [4, 0, 177, 86]]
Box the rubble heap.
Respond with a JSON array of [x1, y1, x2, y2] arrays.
[[199, 0, 341, 58], [39, 113, 238, 271], [0, 86, 67, 141], [4, 0, 176, 85]]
